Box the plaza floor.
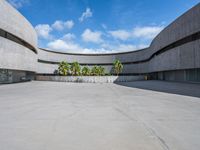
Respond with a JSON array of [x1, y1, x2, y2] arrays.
[[0, 81, 200, 150]]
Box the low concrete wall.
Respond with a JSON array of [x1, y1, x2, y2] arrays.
[[36, 75, 145, 83]]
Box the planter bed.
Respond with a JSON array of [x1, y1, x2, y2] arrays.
[[36, 75, 145, 83]]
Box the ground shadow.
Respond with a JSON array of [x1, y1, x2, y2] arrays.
[[115, 80, 200, 98]]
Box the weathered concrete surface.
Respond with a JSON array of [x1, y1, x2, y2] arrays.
[[0, 0, 37, 48], [0, 37, 37, 72], [0, 1, 37, 73], [0, 81, 200, 150]]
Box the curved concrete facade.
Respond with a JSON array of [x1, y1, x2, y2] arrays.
[[0, 0, 37, 49], [0, 0, 200, 83], [0, 0, 37, 83], [37, 3, 200, 78]]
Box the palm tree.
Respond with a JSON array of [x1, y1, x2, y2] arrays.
[[91, 66, 105, 76], [58, 61, 70, 76], [91, 65, 99, 76], [82, 66, 90, 76], [99, 66, 105, 76], [113, 59, 123, 75], [70, 62, 81, 76]]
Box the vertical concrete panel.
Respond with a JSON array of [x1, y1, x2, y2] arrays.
[[194, 39, 200, 68]]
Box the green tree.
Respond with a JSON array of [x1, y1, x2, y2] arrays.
[[82, 66, 90, 76], [113, 59, 123, 75], [58, 61, 70, 76], [70, 62, 81, 76]]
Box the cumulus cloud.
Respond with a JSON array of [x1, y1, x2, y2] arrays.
[[7, 0, 29, 9], [65, 20, 74, 29], [79, 8, 93, 22], [35, 20, 74, 39], [45, 28, 149, 53], [47, 32, 148, 53], [81, 29, 103, 43], [132, 26, 164, 39], [82, 43, 148, 54], [35, 24, 52, 39], [109, 26, 164, 41], [47, 39, 103, 54], [109, 30, 130, 41], [52, 21, 64, 31], [52, 20, 74, 31], [47, 39, 80, 51], [47, 34, 79, 52], [47, 40, 148, 53], [62, 33, 76, 41], [36, 22, 163, 53], [101, 43, 148, 52], [116, 44, 148, 51]]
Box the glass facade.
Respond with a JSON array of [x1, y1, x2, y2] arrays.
[[186, 69, 200, 82], [0, 69, 34, 83], [156, 69, 200, 83], [0, 69, 12, 83]]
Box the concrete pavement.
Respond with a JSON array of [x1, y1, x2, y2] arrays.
[[0, 81, 200, 150]]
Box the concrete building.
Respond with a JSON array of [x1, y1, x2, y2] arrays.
[[0, 0, 200, 83]]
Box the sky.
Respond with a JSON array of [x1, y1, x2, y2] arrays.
[[7, 0, 200, 53]]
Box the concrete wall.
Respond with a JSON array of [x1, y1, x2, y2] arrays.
[[0, 37, 37, 72], [0, 0, 37, 83], [0, 0, 37, 49], [151, 4, 200, 51]]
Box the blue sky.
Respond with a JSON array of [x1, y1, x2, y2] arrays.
[[8, 0, 200, 53]]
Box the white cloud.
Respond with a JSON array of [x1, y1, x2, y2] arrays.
[[47, 35, 148, 53], [45, 27, 149, 53], [62, 33, 76, 41], [35, 24, 52, 39], [65, 20, 74, 29], [101, 43, 148, 52], [77, 48, 123, 54], [47, 41, 112, 53], [47, 39, 80, 51], [116, 44, 148, 51], [47, 38, 102, 54], [109, 30, 131, 41], [109, 26, 164, 41], [52, 21, 64, 31], [7, 0, 29, 9], [82, 43, 148, 54], [79, 7, 93, 22], [38, 22, 163, 53], [81, 29, 103, 43], [132, 26, 164, 39], [52, 20, 74, 31]]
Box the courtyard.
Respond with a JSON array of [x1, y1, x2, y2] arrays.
[[0, 81, 200, 150]]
